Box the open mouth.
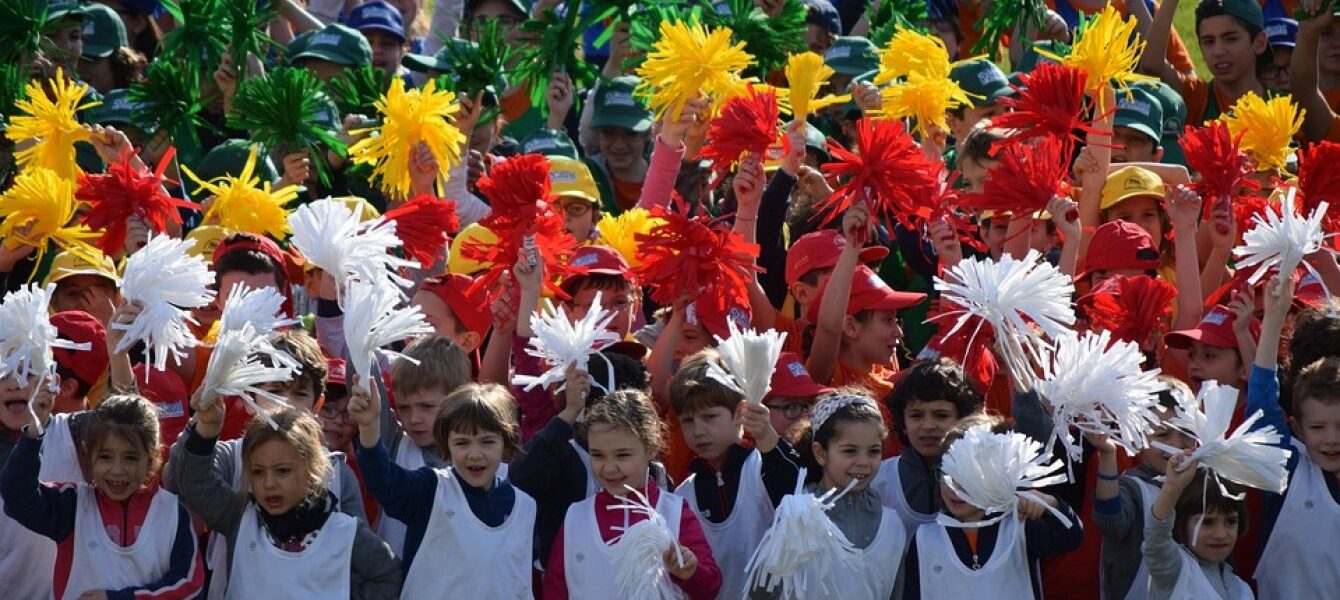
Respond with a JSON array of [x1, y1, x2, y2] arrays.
[[104, 480, 131, 496]]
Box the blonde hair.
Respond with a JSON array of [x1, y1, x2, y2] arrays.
[[240, 409, 331, 502], [434, 383, 522, 460]]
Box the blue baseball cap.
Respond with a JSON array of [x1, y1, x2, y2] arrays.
[[345, 0, 406, 43], [804, 0, 841, 36], [1265, 18, 1298, 48]]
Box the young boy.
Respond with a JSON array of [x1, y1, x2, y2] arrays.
[[549, 156, 603, 243], [774, 229, 888, 354], [761, 352, 831, 441], [1075, 221, 1162, 289], [346, 0, 408, 78], [946, 59, 1012, 146], [583, 76, 653, 212], [1165, 304, 1260, 394], [1144, 0, 1272, 122], [289, 22, 374, 82], [671, 350, 800, 600], [413, 274, 492, 353]]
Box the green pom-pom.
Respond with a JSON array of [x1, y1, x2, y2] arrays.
[[325, 64, 393, 116], [130, 59, 214, 149], [702, 0, 807, 76], [970, 0, 1049, 59], [868, 0, 931, 47], [437, 19, 512, 98], [585, 0, 640, 47], [228, 66, 346, 187], [514, 7, 598, 118], [225, 0, 278, 75], [161, 0, 228, 74], [0, 0, 47, 64]]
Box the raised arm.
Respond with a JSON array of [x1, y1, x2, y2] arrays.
[[806, 206, 868, 385], [1139, 0, 1187, 92], [1293, 10, 1339, 141], [1166, 186, 1205, 329]]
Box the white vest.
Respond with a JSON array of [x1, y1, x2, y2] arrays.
[[0, 434, 81, 600], [377, 435, 426, 558], [61, 486, 180, 600], [562, 491, 687, 600], [1256, 440, 1340, 600], [675, 451, 775, 600], [569, 440, 602, 497], [915, 513, 1034, 600], [42, 413, 85, 484], [1164, 546, 1253, 600], [1110, 477, 1159, 600], [871, 456, 939, 539], [399, 468, 536, 599], [224, 504, 357, 599], [816, 504, 906, 599]]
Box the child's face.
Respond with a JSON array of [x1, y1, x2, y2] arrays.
[[803, 23, 835, 54], [846, 309, 904, 366], [813, 420, 883, 492], [903, 399, 959, 460], [560, 199, 597, 242], [399, 388, 448, 447], [1028, 220, 1058, 254], [248, 439, 312, 515], [90, 433, 150, 502], [675, 322, 712, 363], [411, 289, 480, 352], [446, 428, 505, 489], [317, 392, 356, 450], [1186, 341, 1246, 392], [587, 423, 653, 496], [364, 29, 406, 75], [981, 217, 1008, 259], [1089, 268, 1148, 290], [596, 126, 648, 173], [763, 396, 815, 439], [788, 267, 834, 311], [1295, 397, 1340, 473], [1263, 46, 1292, 90], [1105, 195, 1164, 243], [77, 57, 115, 94], [1112, 128, 1160, 164], [1186, 508, 1239, 564], [45, 21, 84, 70], [1142, 409, 1194, 473], [257, 381, 319, 413], [54, 275, 119, 326], [0, 377, 42, 431], [959, 157, 994, 195], [566, 285, 637, 340], [1197, 16, 1267, 84], [678, 405, 740, 463], [298, 58, 346, 83], [940, 479, 986, 521], [1318, 22, 1340, 75], [217, 271, 282, 311], [948, 104, 1004, 142]]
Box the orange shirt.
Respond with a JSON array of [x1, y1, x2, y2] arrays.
[[501, 86, 531, 123], [772, 312, 809, 356], [610, 174, 643, 212]]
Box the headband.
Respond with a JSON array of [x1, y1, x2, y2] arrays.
[[810, 393, 878, 434]]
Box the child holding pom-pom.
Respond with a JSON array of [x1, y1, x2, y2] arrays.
[[1142, 452, 1252, 599]]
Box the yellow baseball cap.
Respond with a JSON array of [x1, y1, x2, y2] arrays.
[[1101, 166, 1164, 211], [547, 157, 600, 205], [447, 223, 498, 275], [43, 250, 120, 287], [334, 196, 381, 221], [184, 225, 235, 259]]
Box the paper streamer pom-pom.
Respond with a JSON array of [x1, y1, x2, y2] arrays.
[[634, 18, 754, 120], [0, 167, 103, 270], [342, 279, 433, 391], [704, 0, 806, 76], [198, 283, 301, 428], [970, 0, 1049, 58], [1221, 92, 1303, 173], [78, 147, 199, 256], [1234, 188, 1328, 295], [348, 78, 466, 200], [183, 144, 298, 240], [993, 62, 1096, 151], [958, 136, 1071, 218], [116, 234, 215, 372], [1296, 141, 1340, 241], [0, 283, 92, 435], [596, 208, 665, 269], [940, 424, 1072, 527], [227, 66, 345, 186], [288, 198, 419, 299], [1077, 274, 1177, 346], [634, 202, 762, 314], [513, 6, 598, 119], [607, 485, 682, 600], [784, 52, 849, 123], [874, 26, 953, 84], [1152, 380, 1291, 496], [815, 118, 939, 231], [1035, 329, 1168, 461], [705, 320, 786, 405], [699, 85, 780, 178], [1180, 121, 1260, 216], [512, 291, 622, 392], [1040, 5, 1152, 109], [878, 70, 977, 137], [5, 70, 97, 181], [932, 250, 1076, 389], [383, 195, 460, 268], [745, 470, 860, 597]]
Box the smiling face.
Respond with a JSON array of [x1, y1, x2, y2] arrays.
[[363, 29, 405, 75], [317, 391, 356, 450], [1295, 397, 1340, 473], [902, 399, 959, 460], [1186, 508, 1240, 563], [247, 439, 311, 515], [813, 419, 884, 492], [447, 428, 504, 489], [1197, 16, 1267, 85], [90, 433, 150, 502], [596, 126, 648, 174], [1112, 127, 1161, 164], [0, 377, 44, 431], [678, 405, 739, 464], [587, 423, 653, 496]]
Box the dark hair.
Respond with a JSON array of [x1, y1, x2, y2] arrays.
[[109, 46, 147, 88], [1156, 376, 1194, 412], [885, 358, 983, 445], [670, 349, 745, 416], [241, 408, 330, 502], [795, 390, 887, 482], [82, 394, 162, 480], [214, 235, 287, 290], [1285, 302, 1340, 414], [1194, 2, 1272, 74], [267, 330, 328, 402], [584, 350, 650, 406], [958, 124, 1006, 164], [434, 383, 522, 461], [560, 273, 634, 301], [584, 389, 667, 457], [1291, 357, 1340, 420], [1171, 470, 1248, 546], [56, 365, 94, 399]]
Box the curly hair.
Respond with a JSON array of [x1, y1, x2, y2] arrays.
[[583, 389, 666, 457]]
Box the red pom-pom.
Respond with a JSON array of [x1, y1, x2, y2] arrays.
[[463, 155, 582, 300], [383, 195, 460, 267], [993, 63, 1098, 152], [1296, 141, 1340, 243], [76, 147, 198, 255], [958, 136, 1070, 217], [816, 118, 939, 230], [1077, 274, 1176, 346], [699, 86, 780, 179], [1180, 121, 1260, 229], [634, 199, 761, 313]]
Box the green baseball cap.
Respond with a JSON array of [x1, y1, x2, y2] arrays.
[[81, 3, 127, 59], [1206, 0, 1265, 32], [287, 30, 316, 61], [1131, 79, 1187, 164], [312, 93, 342, 136], [803, 123, 831, 161], [1114, 87, 1164, 145], [86, 88, 144, 127], [950, 59, 1012, 107], [824, 36, 879, 77], [519, 128, 580, 159], [466, 0, 529, 20], [289, 24, 372, 67], [46, 0, 89, 23], [191, 139, 280, 184], [589, 76, 653, 133], [1014, 39, 1069, 74]]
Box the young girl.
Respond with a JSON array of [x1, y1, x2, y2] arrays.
[[1142, 452, 1252, 599], [177, 402, 402, 599], [541, 389, 723, 599], [0, 394, 205, 600], [351, 382, 536, 598]]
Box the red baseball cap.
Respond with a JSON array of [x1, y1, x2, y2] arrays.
[[50, 311, 109, 389], [420, 274, 493, 337], [765, 352, 832, 399], [1294, 270, 1327, 308], [1165, 304, 1262, 350], [785, 229, 890, 286], [569, 245, 631, 276], [326, 358, 348, 387], [806, 265, 927, 324], [686, 300, 752, 340], [1077, 220, 1161, 282]]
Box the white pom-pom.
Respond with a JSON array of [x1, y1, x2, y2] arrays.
[[939, 425, 1072, 528], [933, 250, 1076, 388], [116, 234, 215, 372], [0, 284, 92, 434], [1035, 329, 1168, 461], [1235, 190, 1328, 295], [287, 198, 417, 299], [216, 283, 298, 339], [342, 278, 433, 391], [705, 320, 786, 405], [512, 291, 622, 393], [744, 470, 861, 598], [198, 284, 302, 428], [1152, 380, 1291, 495], [606, 485, 681, 600]]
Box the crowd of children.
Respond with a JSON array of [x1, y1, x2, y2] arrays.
[[1, 0, 1340, 598]]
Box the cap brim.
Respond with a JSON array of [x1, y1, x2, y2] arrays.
[[1163, 328, 1233, 350], [865, 291, 928, 312], [292, 50, 354, 66], [604, 341, 648, 361], [1114, 121, 1161, 145], [356, 24, 406, 42], [1101, 190, 1163, 211], [46, 267, 119, 286], [589, 114, 653, 133], [767, 381, 832, 400], [82, 44, 116, 59], [858, 245, 890, 265]]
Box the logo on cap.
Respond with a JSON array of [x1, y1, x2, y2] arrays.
[[572, 251, 600, 267], [825, 45, 852, 60], [978, 70, 1006, 86], [833, 234, 847, 249], [156, 401, 187, 419], [526, 138, 558, 152], [83, 21, 95, 35], [868, 272, 889, 290], [1163, 117, 1179, 136], [550, 170, 577, 184], [1123, 173, 1153, 190], [1266, 23, 1288, 37], [1201, 309, 1229, 326], [726, 307, 749, 329], [310, 32, 342, 48], [603, 91, 637, 108], [787, 361, 809, 377], [361, 7, 396, 22], [1120, 99, 1152, 116]]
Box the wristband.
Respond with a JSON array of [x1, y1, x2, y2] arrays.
[[1097, 471, 1120, 481]]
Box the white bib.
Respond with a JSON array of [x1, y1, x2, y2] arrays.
[[0, 425, 91, 599], [675, 451, 775, 600], [399, 468, 535, 599], [1255, 439, 1340, 600], [915, 513, 1034, 600], [798, 504, 906, 599], [62, 486, 180, 600], [377, 435, 427, 558], [871, 456, 939, 539], [42, 413, 85, 484], [569, 440, 602, 497], [224, 504, 357, 599], [1165, 546, 1253, 600], [562, 491, 687, 600]]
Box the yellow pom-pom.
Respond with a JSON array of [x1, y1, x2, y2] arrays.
[[635, 19, 755, 120], [0, 167, 102, 271], [1222, 92, 1303, 172], [184, 145, 298, 240], [878, 71, 975, 136], [348, 78, 466, 200], [596, 208, 666, 269], [5, 70, 99, 181], [784, 52, 849, 123], [875, 27, 953, 84], [1042, 5, 1153, 107]]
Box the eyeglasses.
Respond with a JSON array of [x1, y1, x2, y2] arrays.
[[318, 405, 354, 425], [561, 201, 593, 217], [470, 15, 521, 31], [765, 401, 814, 420]]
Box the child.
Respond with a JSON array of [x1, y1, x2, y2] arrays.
[[1144, 0, 1273, 122], [178, 403, 402, 598], [549, 156, 604, 243], [761, 352, 831, 442], [946, 59, 1012, 146], [412, 274, 493, 353], [1111, 88, 1167, 164], [671, 350, 801, 600], [542, 390, 723, 599], [1165, 304, 1260, 394], [351, 381, 535, 597], [772, 229, 889, 354], [1142, 453, 1251, 599], [0, 375, 73, 598], [1, 394, 205, 599]]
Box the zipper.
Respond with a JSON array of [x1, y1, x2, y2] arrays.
[[120, 500, 131, 546], [715, 470, 729, 519]]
